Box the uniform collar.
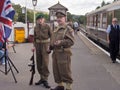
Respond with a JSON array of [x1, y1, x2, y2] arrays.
[[58, 24, 67, 29], [54, 24, 67, 33]]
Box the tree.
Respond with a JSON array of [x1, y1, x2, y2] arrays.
[[44, 13, 49, 22], [96, 6, 100, 9], [27, 11, 34, 23], [101, 1, 106, 7], [13, 4, 42, 23], [18, 13, 25, 23], [12, 4, 27, 22], [12, 4, 22, 21], [67, 12, 73, 21], [36, 12, 49, 22], [106, 2, 110, 5], [78, 15, 86, 25], [113, 0, 119, 2], [95, 1, 111, 10]]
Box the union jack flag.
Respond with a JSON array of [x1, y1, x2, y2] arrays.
[[0, 24, 4, 42], [0, 0, 15, 41]]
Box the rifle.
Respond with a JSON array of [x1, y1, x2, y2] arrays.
[[28, 52, 35, 85]]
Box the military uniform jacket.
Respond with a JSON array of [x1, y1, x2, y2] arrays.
[[50, 24, 74, 55], [34, 23, 52, 44]]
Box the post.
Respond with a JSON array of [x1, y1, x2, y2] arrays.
[[32, 0, 37, 27], [25, 0, 28, 24], [33, 6, 36, 27], [25, 7, 27, 24], [22, 7, 26, 22], [25, 0, 29, 41]]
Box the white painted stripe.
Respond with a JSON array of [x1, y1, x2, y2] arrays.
[[86, 26, 106, 32], [79, 32, 120, 63], [97, 28, 106, 32]]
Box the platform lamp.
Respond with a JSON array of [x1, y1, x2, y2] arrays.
[[32, 0, 37, 27]]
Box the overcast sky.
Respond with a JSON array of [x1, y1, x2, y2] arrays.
[[11, 0, 113, 15]]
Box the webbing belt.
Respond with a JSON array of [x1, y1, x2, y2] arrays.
[[36, 39, 50, 43]]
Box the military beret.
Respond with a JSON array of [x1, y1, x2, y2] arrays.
[[56, 11, 66, 17], [36, 14, 44, 20]]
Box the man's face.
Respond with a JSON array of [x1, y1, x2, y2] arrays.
[[38, 18, 45, 24], [112, 20, 117, 25], [57, 16, 66, 25]]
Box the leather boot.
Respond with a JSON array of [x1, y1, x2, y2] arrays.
[[43, 81, 50, 88], [35, 79, 44, 85], [50, 86, 64, 90]]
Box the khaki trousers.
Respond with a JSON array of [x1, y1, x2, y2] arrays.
[[35, 43, 50, 81], [52, 51, 73, 84]]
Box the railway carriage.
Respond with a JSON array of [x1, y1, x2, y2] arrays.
[[86, 1, 120, 49]]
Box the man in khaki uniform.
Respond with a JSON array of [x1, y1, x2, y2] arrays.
[[33, 14, 52, 88], [50, 11, 74, 90]]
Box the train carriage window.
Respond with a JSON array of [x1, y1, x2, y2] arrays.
[[92, 16, 94, 26], [90, 16, 93, 26], [87, 16, 90, 26], [114, 10, 120, 24], [97, 14, 100, 28], [107, 11, 112, 25], [102, 13, 107, 29], [94, 14, 97, 27]]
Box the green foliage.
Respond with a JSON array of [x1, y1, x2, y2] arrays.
[[101, 1, 105, 7], [96, 6, 100, 9], [72, 15, 81, 22], [12, 4, 22, 21], [106, 2, 110, 5], [113, 0, 118, 2], [27, 11, 34, 23], [18, 13, 25, 23], [67, 12, 86, 25], [78, 15, 86, 25], [36, 12, 49, 22], [44, 13, 49, 22], [67, 12, 73, 21], [12, 4, 48, 23], [95, 1, 111, 10]]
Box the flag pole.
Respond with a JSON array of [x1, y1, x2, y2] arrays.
[[4, 38, 7, 75]]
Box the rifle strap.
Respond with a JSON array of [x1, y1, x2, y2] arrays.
[[62, 26, 69, 39]]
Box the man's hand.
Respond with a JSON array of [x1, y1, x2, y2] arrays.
[[31, 47, 35, 52], [54, 40, 62, 46], [47, 46, 51, 54]]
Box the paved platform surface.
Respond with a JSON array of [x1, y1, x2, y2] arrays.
[[0, 33, 120, 90]]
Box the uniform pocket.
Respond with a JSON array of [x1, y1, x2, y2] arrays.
[[57, 52, 70, 64]]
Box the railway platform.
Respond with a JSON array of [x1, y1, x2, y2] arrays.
[[0, 32, 120, 90]]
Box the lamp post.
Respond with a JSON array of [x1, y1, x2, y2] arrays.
[[22, 7, 26, 22], [32, 0, 37, 27], [22, 0, 28, 23], [25, 0, 27, 24]]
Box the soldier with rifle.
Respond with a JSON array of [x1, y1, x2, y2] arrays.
[[32, 13, 52, 88]]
